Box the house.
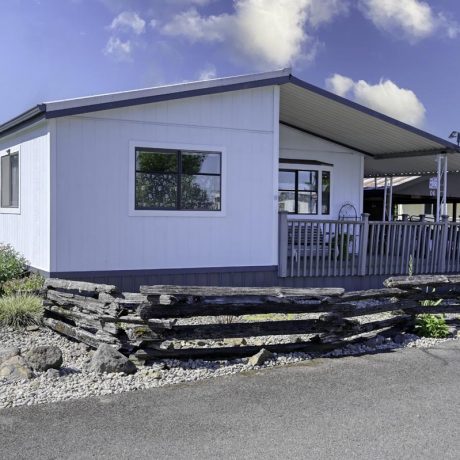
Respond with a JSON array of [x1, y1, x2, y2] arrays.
[[1, 68, 460, 290]]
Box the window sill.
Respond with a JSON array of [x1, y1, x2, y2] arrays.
[[0, 207, 20, 215], [128, 209, 226, 218]]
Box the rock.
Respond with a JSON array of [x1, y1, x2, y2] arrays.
[[0, 356, 34, 381], [45, 368, 61, 379], [26, 325, 40, 332], [0, 347, 20, 365], [147, 370, 162, 380], [89, 344, 137, 374], [24, 346, 63, 372], [394, 334, 408, 344], [248, 348, 274, 366], [367, 335, 385, 347]]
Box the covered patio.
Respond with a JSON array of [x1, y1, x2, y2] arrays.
[[277, 78, 460, 279]]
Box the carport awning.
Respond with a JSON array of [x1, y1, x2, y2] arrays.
[[279, 79, 460, 177]]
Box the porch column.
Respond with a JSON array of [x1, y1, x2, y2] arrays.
[[436, 154, 448, 221]]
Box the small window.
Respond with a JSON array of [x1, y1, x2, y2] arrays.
[[135, 148, 221, 211], [1, 152, 19, 208], [322, 171, 330, 215], [278, 168, 330, 215], [278, 169, 318, 215]]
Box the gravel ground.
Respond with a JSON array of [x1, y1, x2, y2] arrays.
[[1, 321, 458, 410]]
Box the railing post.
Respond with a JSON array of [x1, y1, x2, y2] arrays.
[[278, 211, 289, 277], [358, 213, 370, 276], [439, 215, 450, 273]]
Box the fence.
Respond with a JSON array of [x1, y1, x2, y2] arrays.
[[42, 275, 460, 362], [279, 213, 460, 278]]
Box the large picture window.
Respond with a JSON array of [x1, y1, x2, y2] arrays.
[[1, 151, 19, 208], [278, 169, 330, 215], [135, 148, 221, 211]]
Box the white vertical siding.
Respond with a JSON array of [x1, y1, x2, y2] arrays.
[[279, 124, 364, 220], [0, 123, 51, 271], [53, 87, 278, 272]]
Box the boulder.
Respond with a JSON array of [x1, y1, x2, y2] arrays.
[[0, 356, 34, 381], [24, 345, 63, 372], [248, 348, 274, 366], [0, 347, 20, 366], [45, 368, 61, 379], [89, 344, 137, 374]]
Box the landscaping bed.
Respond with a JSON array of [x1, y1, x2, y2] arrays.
[[1, 324, 457, 409]]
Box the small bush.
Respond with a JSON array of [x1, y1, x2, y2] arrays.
[[415, 314, 449, 338], [0, 294, 44, 328], [0, 244, 28, 287], [2, 273, 44, 296]]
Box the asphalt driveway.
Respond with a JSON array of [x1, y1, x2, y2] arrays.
[[1, 341, 460, 460]]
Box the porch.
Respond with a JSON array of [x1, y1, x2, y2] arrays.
[[278, 213, 460, 278]]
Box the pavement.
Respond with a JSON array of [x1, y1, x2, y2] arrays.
[[1, 341, 460, 460]]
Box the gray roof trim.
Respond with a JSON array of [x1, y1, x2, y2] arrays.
[[288, 76, 459, 151], [44, 76, 290, 119], [0, 105, 46, 138]]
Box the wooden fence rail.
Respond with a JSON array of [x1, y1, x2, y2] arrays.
[[279, 213, 460, 278], [41, 275, 460, 362]]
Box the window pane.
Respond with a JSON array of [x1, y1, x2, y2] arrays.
[[298, 171, 317, 191], [298, 192, 318, 214], [322, 171, 330, 215], [278, 191, 295, 213], [136, 150, 177, 173], [279, 171, 296, 190], [135, 173, 177, 209], [180, 175, 221, 210], [182, 152, 220, 175], [1, 155, 11, 208], [10, 154, 19, 208]]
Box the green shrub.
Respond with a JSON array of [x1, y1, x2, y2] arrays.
[[415, 314, 449, 338], [0, 294, 44, 328], [0, 244, 28, 287], [2, 273, 44, 296]]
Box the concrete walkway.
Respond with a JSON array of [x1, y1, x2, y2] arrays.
[[1, 341, 460, 460]]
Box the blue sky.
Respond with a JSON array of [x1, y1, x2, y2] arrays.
[[1, 0, 459, 139]]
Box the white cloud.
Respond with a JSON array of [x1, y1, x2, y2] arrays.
[[162, 0, 348, 68], [326, 74, 426, 127], [162, 8, 230, 42], [110, 11, 146, 35], [104, 36, 132, 61], [198, 64, 217, 80], [359, 0, 459, 41]]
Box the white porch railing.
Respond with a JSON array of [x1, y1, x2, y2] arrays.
[[278, 213, 460, 277]]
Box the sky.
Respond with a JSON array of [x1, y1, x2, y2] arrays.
[[1, 0, 460, 140]]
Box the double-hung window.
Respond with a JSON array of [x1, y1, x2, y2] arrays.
[[278, 169, 330, 215], [135, 147, 221, 211], [1, 151, 19, 209]]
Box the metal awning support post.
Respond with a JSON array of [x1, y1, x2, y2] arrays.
[[382, 177, 393, 221], [436, 155, 448, 221]]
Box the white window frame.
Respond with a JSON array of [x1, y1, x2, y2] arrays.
[[0, 145, 21, 214], [128, 140, 227, 217], [278, 161, 333, 218]]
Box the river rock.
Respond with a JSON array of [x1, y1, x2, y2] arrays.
[[248, 348, 274, 366], [24, 345, 63, 371], [0, 347, 20, 365], [89, 344, 137, 374], [0, 356, 34, 381]]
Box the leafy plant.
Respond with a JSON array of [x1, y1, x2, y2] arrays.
[[415, 313, 449, 338], [2, 273, 44, 296], [0, 294, 44, 328], [0, 244, 28, 288]]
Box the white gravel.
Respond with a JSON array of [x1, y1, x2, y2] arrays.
[[0, 325, 457, 409]]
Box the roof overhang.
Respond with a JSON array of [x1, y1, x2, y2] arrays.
[[1, 68, 459, 177]]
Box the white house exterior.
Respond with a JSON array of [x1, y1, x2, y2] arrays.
[[1, 69, 459, 290]]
